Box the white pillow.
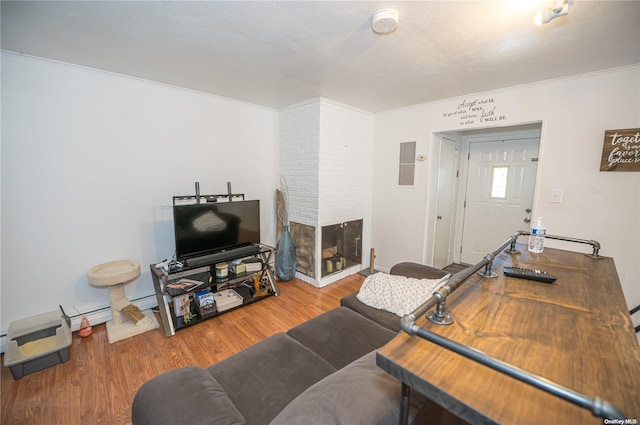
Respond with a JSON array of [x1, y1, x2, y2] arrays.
[[356, 272, 449, 317]]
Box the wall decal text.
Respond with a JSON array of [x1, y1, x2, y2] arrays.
[[443, 97, 508, 126]]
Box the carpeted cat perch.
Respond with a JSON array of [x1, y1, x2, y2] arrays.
[[87, 259, 159, 343]]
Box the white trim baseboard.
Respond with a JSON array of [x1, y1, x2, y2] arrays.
[[0, 295, 158, 354]]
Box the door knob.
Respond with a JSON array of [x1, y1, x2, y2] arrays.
[[524, 217, 531, 224], [525, 208, 532, 213], [437, 215, 443, 220]]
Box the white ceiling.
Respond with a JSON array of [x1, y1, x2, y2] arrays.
[[2, 1, 639, 112]]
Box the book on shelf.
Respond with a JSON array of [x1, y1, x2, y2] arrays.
[[194, 290, 214, 307], [166, 278, 204, 296], [173, 294, 190, 317]]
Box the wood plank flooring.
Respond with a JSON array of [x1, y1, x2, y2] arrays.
[[1, 275, 363, 425]]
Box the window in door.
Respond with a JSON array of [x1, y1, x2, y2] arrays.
[[490, 166, 509, 199]]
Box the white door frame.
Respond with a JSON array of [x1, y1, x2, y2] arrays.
[[425, 123, 542, 267], [452, 127, 542, 264], [432, 136, 459, 269]]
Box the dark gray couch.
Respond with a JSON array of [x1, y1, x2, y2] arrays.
[[132, 263, 448, 425]]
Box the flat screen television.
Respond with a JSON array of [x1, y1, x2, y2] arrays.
[[173, 200, 260, 261]]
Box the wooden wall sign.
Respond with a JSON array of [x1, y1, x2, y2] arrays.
[[600, 128, 640, 171]]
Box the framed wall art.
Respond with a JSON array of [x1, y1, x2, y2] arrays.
[[600, 128, 640, 172]]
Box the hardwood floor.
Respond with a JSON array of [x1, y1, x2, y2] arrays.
[[1, 274, 364, 425]]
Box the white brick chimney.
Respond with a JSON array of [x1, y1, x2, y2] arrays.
[[279, 98, 373, 286]]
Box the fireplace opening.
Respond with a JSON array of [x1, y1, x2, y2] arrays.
[[321, 219, 362, 277], [290, 222, 316, 278]]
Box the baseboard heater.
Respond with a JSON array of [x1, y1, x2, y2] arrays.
[[0, 294, 158, 354]]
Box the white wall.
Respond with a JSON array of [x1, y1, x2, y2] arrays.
[[279, 100, 321, 225], [318, 99, 374, 229], [372, 66, 640, 311], [1, 52, 278, 337]]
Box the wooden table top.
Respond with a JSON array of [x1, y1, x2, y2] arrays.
[[377, 245, 640, 425]]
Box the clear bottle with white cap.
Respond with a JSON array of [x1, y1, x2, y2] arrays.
[[528, 217, 546, 253]]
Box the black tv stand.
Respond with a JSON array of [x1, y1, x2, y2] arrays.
[[150, 244, 279, 337], [182, 245, 261, 269]]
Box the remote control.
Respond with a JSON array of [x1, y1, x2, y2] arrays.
[[503, 266, 557, 283]]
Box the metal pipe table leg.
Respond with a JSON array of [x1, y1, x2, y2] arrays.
[[399, 382, 410, 425]]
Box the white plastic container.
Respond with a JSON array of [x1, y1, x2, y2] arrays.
[[528, 217, 546, 253], [213, 289, 243, 312]]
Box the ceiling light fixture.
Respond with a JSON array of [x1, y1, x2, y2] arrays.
[[534, 0, 569, 25], [371, 9, 399, 34]]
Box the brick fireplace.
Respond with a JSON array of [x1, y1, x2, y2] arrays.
[[279, 98, 373, 287]]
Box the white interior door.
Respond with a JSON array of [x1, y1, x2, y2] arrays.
[[433, 138, 458, 269], [460, 138, 539, 264]]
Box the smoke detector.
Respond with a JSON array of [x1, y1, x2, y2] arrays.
[[372, 9, 399, 34]]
